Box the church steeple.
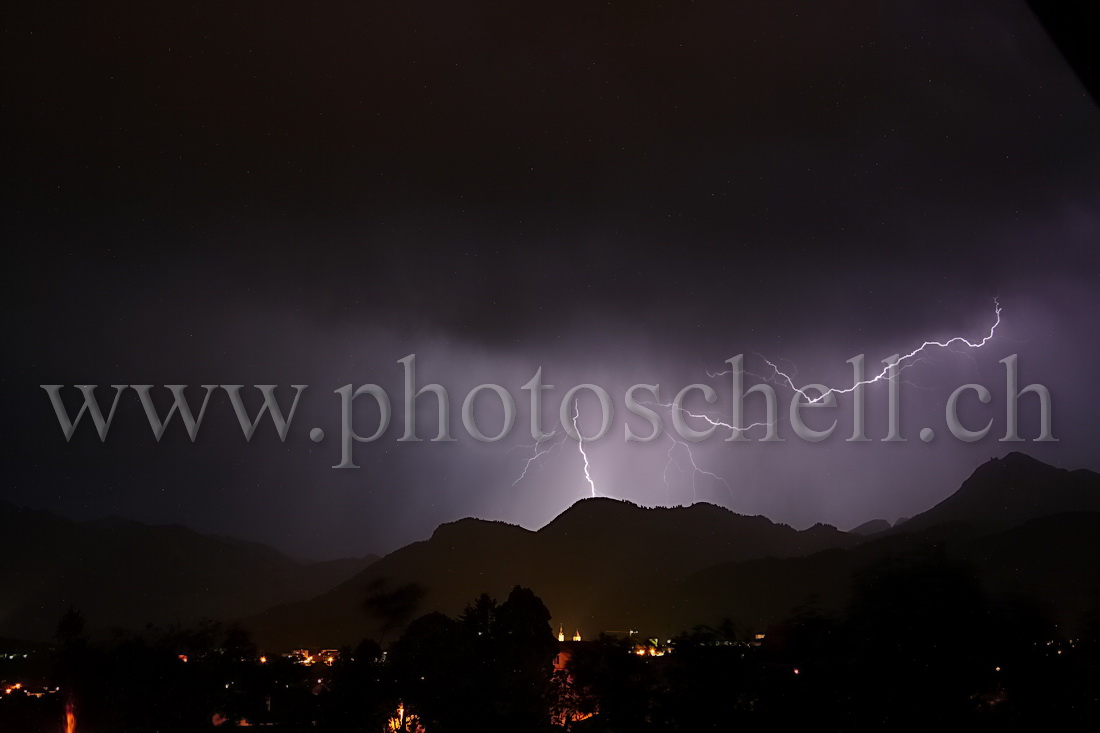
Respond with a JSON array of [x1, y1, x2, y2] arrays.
[[557, 624, 565, 642]]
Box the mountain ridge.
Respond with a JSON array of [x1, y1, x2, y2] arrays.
[[244, 498, 861, 649], [0, 501, 377, 642], [5, 451, 1096, 650], [889, 451, 1100, 534], [245, 452, 1100, 649]]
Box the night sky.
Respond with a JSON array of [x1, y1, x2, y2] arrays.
[[3, 1, 1098, 559]]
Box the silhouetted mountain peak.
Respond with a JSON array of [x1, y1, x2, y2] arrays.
[[247, 496, 860, 648], [0, 502, 376, 642], [850, 519, 892, 536], [898, 452, 1100, 533], [429, 517, 533, 545], [977, 450, 1060, 475], [549, 496, 772, 527], [542, 496, 641, 525]]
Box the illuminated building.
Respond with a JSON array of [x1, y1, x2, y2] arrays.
[[284, 649, 314, 665]]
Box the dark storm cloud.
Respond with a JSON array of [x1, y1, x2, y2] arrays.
[[3, 1, 1098, 557]]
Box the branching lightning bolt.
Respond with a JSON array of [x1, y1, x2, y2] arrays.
[[662, 432, 732, 504], [572, 399, 597, 497], [510, 299, 1003, 507], [709, 299, 1003, 405], [647, 400, 771, 504], [659, 299, 1002, 501], [654, 401, 774, 438], [509, 401, 597, 497], [511, 431, 567, 486]]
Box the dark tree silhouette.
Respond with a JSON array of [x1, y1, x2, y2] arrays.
[[387, 586, 556, 732], [566, 633, 658, 731], [494, 586, 558, 731], [363, 579, 427, 645]]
